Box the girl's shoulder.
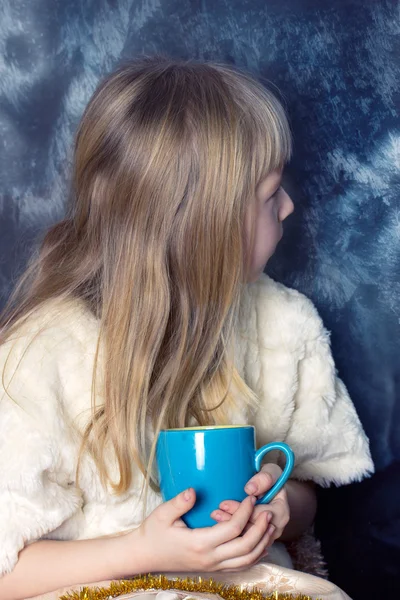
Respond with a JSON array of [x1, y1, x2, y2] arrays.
[[239, 274, 326, 351], [0, 298, 100, 426], [1, 297, 99, 358]]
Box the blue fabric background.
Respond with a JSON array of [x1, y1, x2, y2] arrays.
[[0, 1, 399, 596]]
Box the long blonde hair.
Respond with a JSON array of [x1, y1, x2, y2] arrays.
[[0, 56, 292, 494]]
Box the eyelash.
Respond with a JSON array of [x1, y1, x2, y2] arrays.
[[273, 186, 282, 197], [266, 187, 281, 203]]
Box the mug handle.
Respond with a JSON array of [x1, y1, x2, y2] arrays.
[[254, 442, 295, 504]]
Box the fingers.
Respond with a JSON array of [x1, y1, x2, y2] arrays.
[[219, 500, 240, 513], [266, 489, 290, 543], [213, 501, 271, 526], [205, 495, 256, 546], [212, 488, 290, 545], [265, 523, 276, 547], [173, 518, 188, 529], [210, 500, 239, 523], [216, 511, 270, 570], [244, 463, 282, 496], [155, 488, 196, 525]]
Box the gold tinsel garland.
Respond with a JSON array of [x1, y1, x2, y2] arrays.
[[59, 574, 318, 600]]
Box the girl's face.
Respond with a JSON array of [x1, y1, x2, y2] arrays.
[[246, 168, 294, 283]]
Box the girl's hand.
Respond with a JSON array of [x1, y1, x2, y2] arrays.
[[210, 464, 290, 547], [120, 488, 270, 574]]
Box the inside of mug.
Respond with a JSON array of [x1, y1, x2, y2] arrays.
[[162, 425, 252, 431]]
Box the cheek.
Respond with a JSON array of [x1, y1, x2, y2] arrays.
[[253, 217, 278, 265]]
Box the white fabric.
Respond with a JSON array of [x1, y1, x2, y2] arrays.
[[0, 274, 374, 576], [236, 276, 373, 486]]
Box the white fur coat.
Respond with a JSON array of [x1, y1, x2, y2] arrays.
[[0, 275, 373, 576]]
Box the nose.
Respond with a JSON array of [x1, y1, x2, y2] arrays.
[[279, 189, 294, 222]]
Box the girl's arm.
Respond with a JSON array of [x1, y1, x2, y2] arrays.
[[280, 479, 316, 541], [0, 489, 270, 600], [0, 536, 133, 600]]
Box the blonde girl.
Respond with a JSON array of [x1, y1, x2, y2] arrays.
[[0, 56, 373, 599]]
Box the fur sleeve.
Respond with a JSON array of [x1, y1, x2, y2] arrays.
[[284, 303, 374, 486], [0, 322, 83, 576], [239, 275, 374, 488]]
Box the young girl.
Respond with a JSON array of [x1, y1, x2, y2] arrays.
[[0, 56, 373, 598]]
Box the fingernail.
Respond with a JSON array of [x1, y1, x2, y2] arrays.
[[267, 524, 275, 536], [221, 502, 229, 510], [266, 512, 272, 522], [245, 482, 257, 494], [213, 512, 222, 521], [183, 488, 191, 501], [250, 495, 256, 505]]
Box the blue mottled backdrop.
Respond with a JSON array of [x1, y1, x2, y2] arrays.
[[0, 1, 399, 596]]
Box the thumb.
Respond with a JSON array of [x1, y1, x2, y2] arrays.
[[157, 488, 196, 525]]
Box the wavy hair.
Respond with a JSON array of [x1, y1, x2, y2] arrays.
[[0, 56, 292, 494]]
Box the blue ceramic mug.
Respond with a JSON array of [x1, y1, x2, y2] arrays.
[[156, 425, 295, 528]]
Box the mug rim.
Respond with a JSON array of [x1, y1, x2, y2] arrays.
[[160, 425, 253, 432]]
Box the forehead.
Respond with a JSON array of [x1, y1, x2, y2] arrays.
[[256, 168, 283, 199]]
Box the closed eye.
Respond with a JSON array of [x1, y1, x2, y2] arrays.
[[266, 186, 282, 203]]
